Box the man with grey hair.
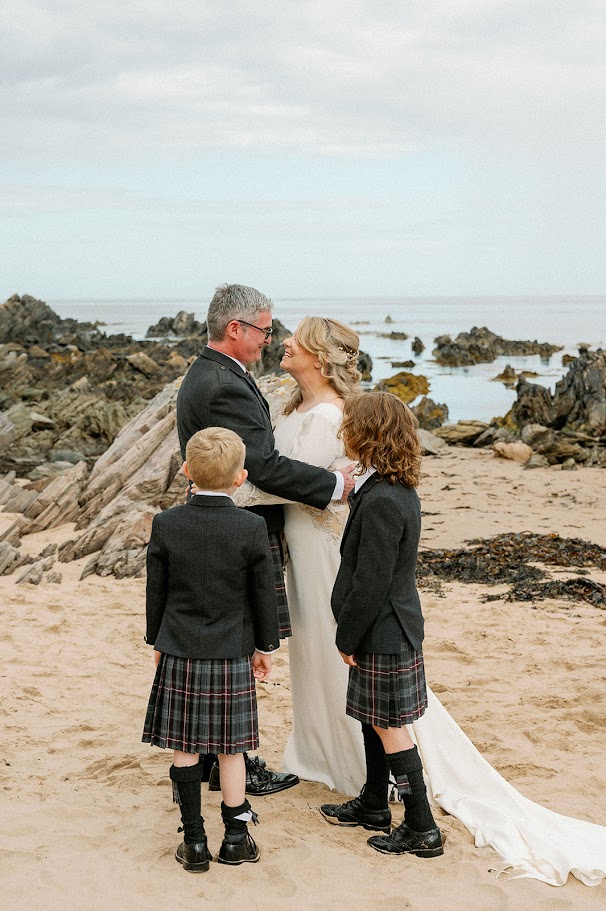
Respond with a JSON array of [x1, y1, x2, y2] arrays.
[[177, 283, 355, 796]]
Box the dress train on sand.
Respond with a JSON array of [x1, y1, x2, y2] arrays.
[[234, 402, 606, 887]]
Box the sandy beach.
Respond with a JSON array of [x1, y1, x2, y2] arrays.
[[2, 448, 605, 911]]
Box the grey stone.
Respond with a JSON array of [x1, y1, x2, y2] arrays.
[[524, 454, 550, 469], [50, 449, 87, 464], [521, 423, 552, 447], [418, 429, 449, 456]]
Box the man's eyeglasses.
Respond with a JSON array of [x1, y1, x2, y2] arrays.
[[237, 319, 273, 341]]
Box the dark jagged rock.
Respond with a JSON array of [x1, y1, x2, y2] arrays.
[[145, 311, 207, 338], [551, 348, 606, 435], [357, 350, 373, 381], [508, 376, 556, 429], [0, 297, 299, 478], [380, 331, 409, 340], [433, 326, 563, 367], [472, 426, 514, 448], [411, 337, 425, 355], [493, 364, 524, 386], [0, 293, 98, 346], [502, 350, 606, 464]]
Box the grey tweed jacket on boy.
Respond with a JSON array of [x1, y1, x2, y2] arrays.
[[331, 474, 424, 657], [145, 495, 280, 659]]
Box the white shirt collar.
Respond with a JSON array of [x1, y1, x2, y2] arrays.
[[208, 346, 247, 374], [354, 466, 377, 492], [194, 490, 231, 498]]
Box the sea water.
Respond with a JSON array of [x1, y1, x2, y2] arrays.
[[49, 296, 606, 424]]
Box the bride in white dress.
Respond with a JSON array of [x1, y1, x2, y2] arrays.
[[235, 316, 606, 887]]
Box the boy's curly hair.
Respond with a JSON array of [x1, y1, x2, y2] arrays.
[[340, 392, 422, 487]]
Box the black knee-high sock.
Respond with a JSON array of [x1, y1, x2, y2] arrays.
[[170, 764, 206, 844], [359, 724, 389, 810], [385, 746, 436, 833], [221, 799, 256, 843]]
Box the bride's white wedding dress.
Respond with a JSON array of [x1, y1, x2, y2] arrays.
[[234, 402, 606, 887]]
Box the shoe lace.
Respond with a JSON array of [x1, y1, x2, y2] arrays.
[[244, 830, 258, 852], [246, 755, 273, 785]]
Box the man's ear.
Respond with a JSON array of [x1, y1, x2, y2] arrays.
[[183, 461, 192, 480], [225, 320, 241, 340]]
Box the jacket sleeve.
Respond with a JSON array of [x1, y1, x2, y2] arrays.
[[231, 410, 344, 508], [335, 494, 405, 656], [208, 382, 336, 509], [248, 522, 280, 652], [145, 515, 169, 646]]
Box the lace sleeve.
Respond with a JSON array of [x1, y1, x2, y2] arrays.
[[232, 407, 348, 510], [231, 480, 294, 508]]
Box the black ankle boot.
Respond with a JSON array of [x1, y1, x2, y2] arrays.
[[170, 763, 212, 872], [218, 800, 260, 865]]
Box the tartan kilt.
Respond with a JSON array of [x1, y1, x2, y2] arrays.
[[142, 653, 258, 754], [269, 531, 291, 639], [346, 644, 428, 729]]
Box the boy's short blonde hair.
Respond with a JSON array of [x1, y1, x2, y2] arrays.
[[185, 427, 246, 490]]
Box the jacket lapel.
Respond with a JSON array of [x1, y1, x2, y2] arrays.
[[340, 474, 381, 551], [202, 347, 271, 417]]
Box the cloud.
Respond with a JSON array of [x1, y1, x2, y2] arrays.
[[1, 1, 604, 162]]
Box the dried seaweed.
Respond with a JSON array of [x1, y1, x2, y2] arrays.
[[465, 532, 606, 571], [417, 550, 546, 585], [417, 532, 606, 608], [483, 578, 606, 609]]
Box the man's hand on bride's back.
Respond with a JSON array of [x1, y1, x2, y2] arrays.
[[338, 463, 357, 501]]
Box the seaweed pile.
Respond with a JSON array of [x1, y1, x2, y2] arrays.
[[417, 532, 606, 608]]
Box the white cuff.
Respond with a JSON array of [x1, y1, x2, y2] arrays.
[[330, 472, 345, 501]]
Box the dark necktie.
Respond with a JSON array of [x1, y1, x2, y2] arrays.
[[244, 369, 270, 415]]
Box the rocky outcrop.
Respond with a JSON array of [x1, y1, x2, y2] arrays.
[[500, 349, 606, 465], [0, 297, 311, 479], [412, 396, 449, 431], [492, 364, 539, 386], [374, 371, 429, 404], [433, 326, 562, 367], [357, 351, 373, 382], [0, 293, 98, 345], [551, 348, 606, 435], [508, 377, 556, 429], [0, 295, 195, 476], [411, 337, 425, 355], [146, 311, 206, 338], [380, 331, 408, 340]]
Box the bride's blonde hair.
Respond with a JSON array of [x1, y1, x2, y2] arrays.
[[283, 316, 362, 416]]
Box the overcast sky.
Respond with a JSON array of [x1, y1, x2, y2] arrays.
[[1, 1, 605, 300]]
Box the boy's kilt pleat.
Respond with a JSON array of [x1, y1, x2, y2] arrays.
[[142, 653, 258, 754], [346, 644, 428, 729], [269, 530, 291, 638]]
